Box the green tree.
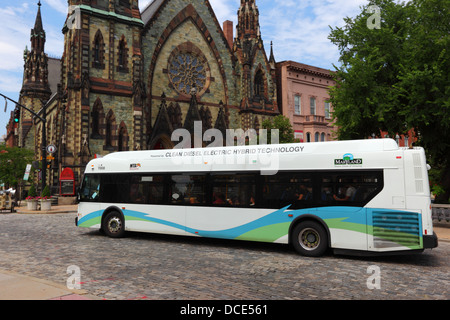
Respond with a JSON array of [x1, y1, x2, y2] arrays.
[[0, 146, 34, 188], [262, 115, 296, 144], [329, 0, 450, 202]]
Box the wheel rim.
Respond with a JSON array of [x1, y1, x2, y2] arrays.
[[298, 227, 320, 251], [107, 217, 122, 234]]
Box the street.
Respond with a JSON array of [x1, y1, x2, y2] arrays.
[[0, 212, 448, 300]]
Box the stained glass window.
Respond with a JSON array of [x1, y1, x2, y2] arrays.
[[168, 52, 207, 95]]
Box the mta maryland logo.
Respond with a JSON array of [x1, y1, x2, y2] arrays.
[[334, 153, 363, 165]]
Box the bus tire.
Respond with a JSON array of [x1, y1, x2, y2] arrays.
[[102, 211, 125, 238], [292, 221, 328, 257]]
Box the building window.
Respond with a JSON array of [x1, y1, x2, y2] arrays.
[[321, 132, 326, 142], [117, 35, 128, 72], [324, 101, 331, 119], [91, 98, 104, 139], [315, 132, 320, 142], [294, 95, 301, 115], [92, 109, 100, 138], [254, 69, 265, 98], [168, 51, 208, 95], [92, 30, 105, 69], [310, 97, 316, 115], [105, 110, 116, 150], [306, 132, 311, 142], [118, 123, 128, 152], [105, 120, 112, 147]]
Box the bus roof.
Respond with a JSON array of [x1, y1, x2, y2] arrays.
[[85, 139, 405, 174]]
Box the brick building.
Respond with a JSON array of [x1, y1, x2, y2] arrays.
[[9, 0, 279, 190], [276, 60, 336, 143]]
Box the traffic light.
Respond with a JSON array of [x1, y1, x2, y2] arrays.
[[13, 108, 20, 123]]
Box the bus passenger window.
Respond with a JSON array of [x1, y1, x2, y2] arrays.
[[262, 172, 313, 209], [130, 176, 145, 204], [320, 172, 383, 206], [170, 174, 206, 205], [211, 174, 255, 207]]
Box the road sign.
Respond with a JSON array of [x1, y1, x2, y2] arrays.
[[46, 144, 57, 154]]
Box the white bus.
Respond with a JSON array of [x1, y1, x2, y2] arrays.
[[76, 139, 438, 256]]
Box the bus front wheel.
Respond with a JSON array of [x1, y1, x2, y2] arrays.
[[292, 221, 328, 257], [103, 211, 125, 238]]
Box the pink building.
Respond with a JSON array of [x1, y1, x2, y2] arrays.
[[276, 60, 336, 142]]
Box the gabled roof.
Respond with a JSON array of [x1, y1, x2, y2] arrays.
[[141, 0, 165, 25]]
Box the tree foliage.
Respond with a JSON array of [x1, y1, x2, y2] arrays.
[[329, 0, 450, 202], [262, 115, 296, 144], [0, 146, 34, 187]]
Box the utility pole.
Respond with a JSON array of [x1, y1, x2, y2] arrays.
[[1, 93, 47, 193]]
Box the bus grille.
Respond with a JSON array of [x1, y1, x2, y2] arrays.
[[372, 211, 421, 249]]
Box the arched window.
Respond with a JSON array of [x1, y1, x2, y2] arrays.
[[118, 122, 128, 152], [91, 98, 104, 139], [117, 35, 128, 72], [92, 30, 105, 69], [254, 69, 265, 98], [105, 110, 116, 150], [92, 109, 99, 136], [105, 120, 112, 147]]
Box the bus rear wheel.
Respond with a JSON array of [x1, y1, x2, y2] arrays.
[[292, 221, 328, 257], [103, 211, 125, 238]]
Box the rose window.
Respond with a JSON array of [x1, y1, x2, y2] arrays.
[[168, 52, 208, 95]]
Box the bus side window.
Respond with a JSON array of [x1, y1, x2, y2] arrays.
[[147, 175, 165, 204], [211, 174, 255, 207], [169, 174, 206, 205], [261, 172, 313, 209], [320, 172, 383, 206], [130, 176, 146, 204]]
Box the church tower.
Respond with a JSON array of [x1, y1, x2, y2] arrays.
[[19, 1, 52, 149], [234, 0, 278, 130], [60, 0, 144, 172]]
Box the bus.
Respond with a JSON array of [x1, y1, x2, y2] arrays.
[[76, 139, 438, 256]]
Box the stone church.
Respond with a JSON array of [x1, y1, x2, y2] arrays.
[[11, 0, 279, 188]]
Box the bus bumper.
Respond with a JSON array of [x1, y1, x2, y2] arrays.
[[423, 233, 438, 249]]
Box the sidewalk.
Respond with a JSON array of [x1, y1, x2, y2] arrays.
[[433, 223, 450, 243], [0, 269, 97, 300], [14, 203, 78, 215], [2, 204, 95, 300]]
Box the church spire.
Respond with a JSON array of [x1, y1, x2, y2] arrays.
[[30, 1, 46, 54], [237, 0, 261, 40], [21, 1, 50, 97]]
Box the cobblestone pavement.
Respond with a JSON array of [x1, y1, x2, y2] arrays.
[[0, 212, 448, 300]]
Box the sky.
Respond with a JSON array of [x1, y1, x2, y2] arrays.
[[0, 0, 369, 139]]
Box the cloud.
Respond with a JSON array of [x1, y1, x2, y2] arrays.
[[258, 0, 368, 69], [43, 0, 68, 15], [208, 0, 237, 24]]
